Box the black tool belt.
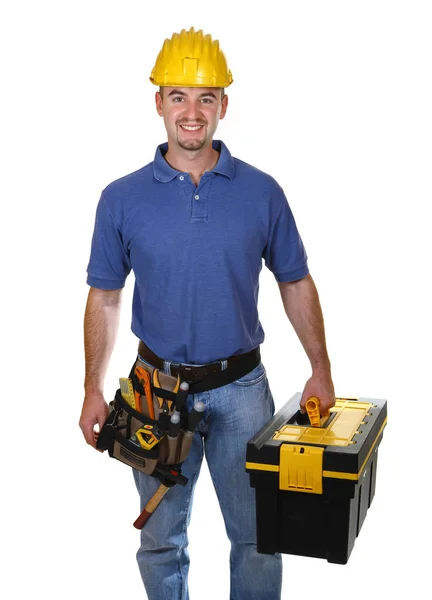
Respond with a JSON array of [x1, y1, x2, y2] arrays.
[[138, 340, 261, 393], [96, 344, 261, 487]]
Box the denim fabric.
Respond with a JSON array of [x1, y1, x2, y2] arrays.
[[133, 358, 282, 600]]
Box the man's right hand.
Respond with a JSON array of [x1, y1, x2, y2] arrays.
[[79, 391, 110, 450]]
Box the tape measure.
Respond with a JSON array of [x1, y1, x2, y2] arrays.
[[133, 424, 164, 450]]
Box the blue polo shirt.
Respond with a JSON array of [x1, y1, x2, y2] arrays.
[[87, 140, 308, 364]]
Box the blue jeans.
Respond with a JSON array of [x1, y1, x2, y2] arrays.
[[133, 358, 282, 600]]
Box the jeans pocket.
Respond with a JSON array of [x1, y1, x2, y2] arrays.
[[232, 361, 267, 386]]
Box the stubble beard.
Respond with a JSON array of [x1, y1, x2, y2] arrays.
[[177, 138, 207, 151], [176, 122, 208, 151]]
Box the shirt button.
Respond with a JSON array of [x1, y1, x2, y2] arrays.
[[179, 175, 184, 181], [194, 194, 200, 200]]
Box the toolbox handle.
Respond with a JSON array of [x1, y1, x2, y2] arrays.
[[295, 397, 332, 428], [306, 397, 321, 427]]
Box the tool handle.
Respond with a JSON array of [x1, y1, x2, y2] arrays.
[[133, 484, 170, 529], [174, 381, 190, 413], [187, 401, 206, 432], [305, 397, 321, 427], [169, 412, 181, 437]]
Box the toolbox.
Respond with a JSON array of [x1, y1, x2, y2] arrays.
[[246, 394, 387, 564]]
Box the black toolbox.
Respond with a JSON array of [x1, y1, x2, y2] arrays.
[[246, 394, 387, 564]]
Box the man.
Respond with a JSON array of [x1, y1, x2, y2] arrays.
[[80, 27, 335, 600]]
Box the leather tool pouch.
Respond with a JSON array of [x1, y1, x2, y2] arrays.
[[97, 358, 192, 483]]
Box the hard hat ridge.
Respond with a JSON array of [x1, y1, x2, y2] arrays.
[[150, 27, 233, 88]]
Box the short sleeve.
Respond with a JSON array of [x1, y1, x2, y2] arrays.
[[262, 187, 309, 283], [86, 193, 132, 290]]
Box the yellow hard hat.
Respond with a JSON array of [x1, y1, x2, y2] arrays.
[[150, 27, 233, 88]]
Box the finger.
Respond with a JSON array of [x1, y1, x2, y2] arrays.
[[97, 410, 109, 430], [94, 410, 110, 451], [320, 400, 333, 417], [93, 430, 105, 453], [80, 421, 97, 448], [299, 396, 310, 413]]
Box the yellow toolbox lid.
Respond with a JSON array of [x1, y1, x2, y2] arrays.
[[246, 395, 387, 493]]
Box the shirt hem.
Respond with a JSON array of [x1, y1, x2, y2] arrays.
[[87, 275, 126, 290], [274, 264, 309, 283]]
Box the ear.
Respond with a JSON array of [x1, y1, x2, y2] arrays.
[[155, 91, 163, 116], [220, 94, 228, 120]]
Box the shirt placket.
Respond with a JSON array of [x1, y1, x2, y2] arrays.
[[175, 173, 212, 221]]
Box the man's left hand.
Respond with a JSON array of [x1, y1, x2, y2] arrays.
[[300, 371, 335, 417]]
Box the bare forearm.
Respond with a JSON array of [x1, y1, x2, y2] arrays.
[[84, 287, 122, 393], [278, 274, 331, 374]]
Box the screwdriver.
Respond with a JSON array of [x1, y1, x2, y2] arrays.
[[173, 401, 206, 464], [187, 401, 206, 432], [169, 381, 190, 437]]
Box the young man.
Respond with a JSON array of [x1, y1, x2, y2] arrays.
[[80, 27, 335, 600]]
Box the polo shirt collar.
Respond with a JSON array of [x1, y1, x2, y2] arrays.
[[153, 140, 235, 182]]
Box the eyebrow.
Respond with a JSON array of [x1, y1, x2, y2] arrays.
[[167, 89, 218, 99]]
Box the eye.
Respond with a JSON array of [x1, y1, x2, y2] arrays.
[[201, 98, 213, 104], [172, 97, 185, 102]]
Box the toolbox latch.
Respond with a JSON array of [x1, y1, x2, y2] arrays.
[[279, 445, 324, 494]]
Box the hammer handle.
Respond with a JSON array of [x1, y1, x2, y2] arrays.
[[133, 484, 170, 529]]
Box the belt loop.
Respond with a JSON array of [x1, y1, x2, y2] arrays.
[[221, 359, 228, 371], [163, 360, 172, 376]]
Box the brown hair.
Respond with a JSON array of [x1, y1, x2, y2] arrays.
[[159, 86, 225, 100]]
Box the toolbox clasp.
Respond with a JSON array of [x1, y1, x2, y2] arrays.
[[279, 445, 324, 494]]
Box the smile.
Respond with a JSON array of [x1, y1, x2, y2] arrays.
[[179, 125, 204, 131]]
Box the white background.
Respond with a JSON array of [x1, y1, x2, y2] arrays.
[[2, 1, 431, 598]]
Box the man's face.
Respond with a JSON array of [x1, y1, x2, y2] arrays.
[[155, 87, 228, 151]]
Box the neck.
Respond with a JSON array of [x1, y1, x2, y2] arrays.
[[164, 141, 219, 186]]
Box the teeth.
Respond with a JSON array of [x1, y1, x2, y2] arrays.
[[181, 125, 202, 131]]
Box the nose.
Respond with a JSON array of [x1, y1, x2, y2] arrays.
[[182, 100, 203, 122]]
